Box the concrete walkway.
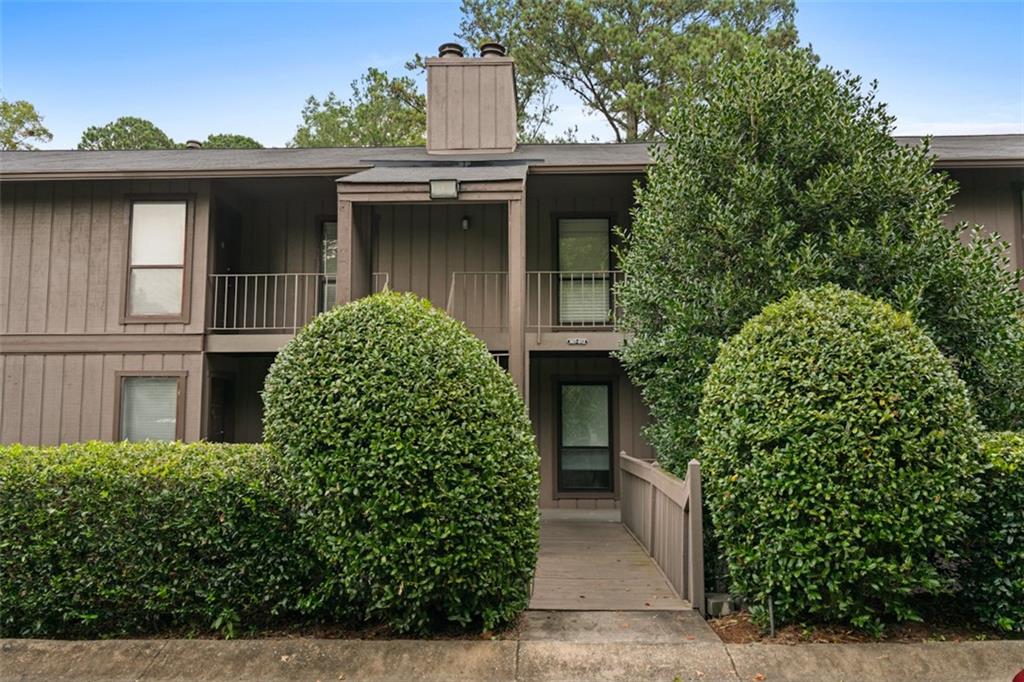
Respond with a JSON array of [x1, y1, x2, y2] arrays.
[[529, 509, 690, 611], [4, 613, 1022, 682]]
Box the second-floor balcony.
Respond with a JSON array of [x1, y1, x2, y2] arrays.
[[208, 272, 389, 333], [207, 269, 624, 351]]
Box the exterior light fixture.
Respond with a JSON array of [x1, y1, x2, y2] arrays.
[[461, 216, 470, 231], [429, 179, 459, 200]]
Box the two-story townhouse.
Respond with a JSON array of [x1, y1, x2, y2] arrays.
[[2, 44, 1022, 508]]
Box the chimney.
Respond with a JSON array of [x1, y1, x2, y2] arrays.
[[426, 42, 516, 154]]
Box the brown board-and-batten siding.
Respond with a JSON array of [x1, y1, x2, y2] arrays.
[[0, 179, 210, 445], [371, 203, 508, 310], [1, 180, 211, 335], [0, 352, 203, 445], [945, 168, 1024, 272], [529, 353, 655, 508]]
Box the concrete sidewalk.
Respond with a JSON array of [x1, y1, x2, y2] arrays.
[[2, 612, 1022, 682]]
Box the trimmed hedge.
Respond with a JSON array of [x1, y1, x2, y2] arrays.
[[263, 291, 539, 634], [0, 441, 309, 638], [963, 432, 1024, 633], [698, 286, 981, 633]]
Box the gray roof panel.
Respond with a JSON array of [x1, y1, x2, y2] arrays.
[[1, 136, 1019, 179]]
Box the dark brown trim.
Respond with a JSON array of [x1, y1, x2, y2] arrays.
[[555, 379, 615, 495], [121, 196, 196, 325], [1014, 181, 1024, 272], [113, 370, 188, 441], [0, 334, 204, 354]]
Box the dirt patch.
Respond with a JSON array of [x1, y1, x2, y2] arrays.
[[709, 610, 1013, 645]]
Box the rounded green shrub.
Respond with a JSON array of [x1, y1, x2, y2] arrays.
[[0, 441, 309, 637], [698, 285, 981, 632], [962, 432, 1024, 633], [262, 291, 539, 634]]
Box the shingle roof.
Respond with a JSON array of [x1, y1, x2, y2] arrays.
[[1, 136, 1019, 180]]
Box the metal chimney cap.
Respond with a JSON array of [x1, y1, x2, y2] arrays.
[[479, 42, 507, 58], [438, 42, 465, 58], [184, 140, 203, 149]]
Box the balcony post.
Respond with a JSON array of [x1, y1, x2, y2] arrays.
[[508, 196, 528, 400], [336, 198, 371, 306]]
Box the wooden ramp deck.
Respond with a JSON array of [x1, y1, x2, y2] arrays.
[[529, 509, 691, 611]]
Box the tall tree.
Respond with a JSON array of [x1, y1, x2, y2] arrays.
[[511, 0, 797, 141], [202, 133, 263, 149], [0, 99, 53, 150], [616, 43, 1024, 473], [290, 68, 425, 148], [78, 116, 176, 150]]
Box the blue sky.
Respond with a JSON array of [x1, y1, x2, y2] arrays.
[[2, 1, 1021, 148]]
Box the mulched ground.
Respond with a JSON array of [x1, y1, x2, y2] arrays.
[[709, 609, 1016, 645], [119, 615, 523, 641]]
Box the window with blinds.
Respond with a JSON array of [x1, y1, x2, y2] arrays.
[[126, 201, 188, 319], [558, 218, 611, 325], [119, 376, 180, 441]]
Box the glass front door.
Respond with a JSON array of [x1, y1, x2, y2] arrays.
[[558, 382, 613, 492]]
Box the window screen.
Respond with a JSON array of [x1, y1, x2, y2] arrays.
[[558, 218, 611, 324], [127, 202, 187, 317], [120, 376, 179, 441]]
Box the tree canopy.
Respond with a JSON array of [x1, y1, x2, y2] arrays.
[[201, 133, 263, 149], [616, 42, 1024, 472], [0, 99, 53, 150], [513, 0, 797, 141], [290, 68, 425, 148], [78, 116, 176, 150]]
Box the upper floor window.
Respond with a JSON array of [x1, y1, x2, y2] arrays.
[[126, 200, 190, 321], [558, 217, 611, 325]]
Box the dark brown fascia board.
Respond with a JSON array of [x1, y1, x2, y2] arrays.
[[0, 334, 204, 354], [0, 167, 371, 182]]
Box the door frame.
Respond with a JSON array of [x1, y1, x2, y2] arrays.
[[555, 378, 615, 495]]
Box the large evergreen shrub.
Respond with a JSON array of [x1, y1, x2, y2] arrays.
[[699, 286, 981, 633], [617, 41, 1024, 473], [263, 292, 539, 634], [962, 432, 1024, 633], [0, 442, 308, 637]]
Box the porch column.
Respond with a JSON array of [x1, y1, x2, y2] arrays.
[[336, 197, 371, 306], [508, 196, 528, 399]]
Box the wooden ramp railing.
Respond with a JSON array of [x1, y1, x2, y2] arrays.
[[619, 453, 705, 614]]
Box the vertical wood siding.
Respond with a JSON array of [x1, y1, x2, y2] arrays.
[[0, 179, 211, 335], [372, 203, 508, 309], [0, 352, 203, 445], [529, 353, 655, 509], [525, 174, 642, 272], [945, 168, 1023, 273], [426, 58, 517, 154]]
